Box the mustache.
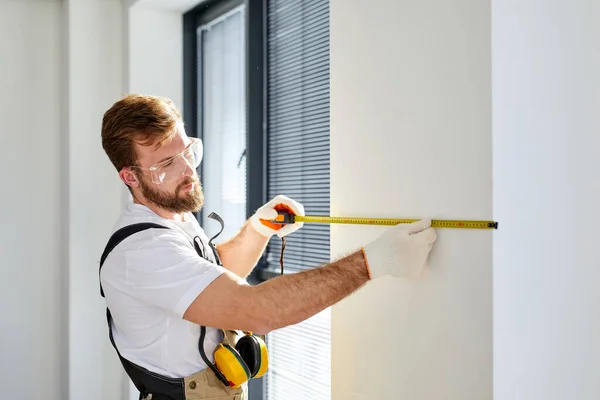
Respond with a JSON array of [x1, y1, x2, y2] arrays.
[[178, 176, 199, 190]]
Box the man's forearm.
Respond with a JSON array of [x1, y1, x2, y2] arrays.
[[248, 250, 370, 333], [216, 220, 270, 277]]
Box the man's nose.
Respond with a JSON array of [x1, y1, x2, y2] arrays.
[[183, 158, 195, 177]]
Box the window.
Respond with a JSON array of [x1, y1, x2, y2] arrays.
[[184, 0, 330, 398], [263, 1, 331, 399], [188, 1, 247, 240]]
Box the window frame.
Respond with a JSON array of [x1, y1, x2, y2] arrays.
[[184, 0, 267, 266]]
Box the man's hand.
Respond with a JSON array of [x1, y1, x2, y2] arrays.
[[250, 195, 305, 238], [361, 219, 437, 279]]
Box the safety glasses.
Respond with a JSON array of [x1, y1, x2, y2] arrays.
[[132, 137, 203, 185]]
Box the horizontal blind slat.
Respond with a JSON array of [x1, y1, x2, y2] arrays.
[[270, 63, 329, 85], [268, 87, 330, 107], [266, 125, 330, 140], [269, 34, 329, 66], [268, 18, 329, 48], [267, 0, 325, 23], [269, 55, 330, 79]]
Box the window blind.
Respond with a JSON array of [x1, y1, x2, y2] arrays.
[[265, 0, 331, 399], [198, 5, 247, 241], [266, 0, 330, 274]]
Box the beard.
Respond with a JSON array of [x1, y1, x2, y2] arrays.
[[137, 173, 204, 214]]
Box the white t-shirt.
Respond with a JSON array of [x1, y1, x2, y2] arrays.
[[100, 202, 227, 378]]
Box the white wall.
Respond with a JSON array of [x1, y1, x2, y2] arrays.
[[65, 0, 129, 399], [330, 1, 492, 399], [493, 1, 600, 399], [0, 0, 129, 399], [128, 6, 183, 105], [0, 2, 63, 399]]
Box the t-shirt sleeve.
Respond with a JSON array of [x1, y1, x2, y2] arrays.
[[120, 229, 226, 318]]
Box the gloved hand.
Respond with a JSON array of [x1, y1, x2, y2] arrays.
[[361, 219, 437, 279], [250, 195, 305, 238]]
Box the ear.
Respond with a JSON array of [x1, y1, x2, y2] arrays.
[[119, 167, 140, 188]]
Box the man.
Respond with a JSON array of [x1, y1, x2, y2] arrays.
[[99, 94, 437, 400]]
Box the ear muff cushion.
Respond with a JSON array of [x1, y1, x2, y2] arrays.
[[213, 344, 251, 388], [253, 337, 269, 378], [236, 335, 262, 377]]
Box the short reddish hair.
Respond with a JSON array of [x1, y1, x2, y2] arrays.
[[101, 94, 183, 171]]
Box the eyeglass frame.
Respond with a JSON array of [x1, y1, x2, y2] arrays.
[[128, 137, 203, 185]]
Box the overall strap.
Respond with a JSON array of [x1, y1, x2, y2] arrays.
[[99, 223, 169, 297], [99, 223, 185, 399], [99, 218, 233, 399]]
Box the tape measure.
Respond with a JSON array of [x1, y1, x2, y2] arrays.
[[273, 212, 498, 230]]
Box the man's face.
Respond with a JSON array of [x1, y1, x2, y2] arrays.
[[133, 129, 204, 214]]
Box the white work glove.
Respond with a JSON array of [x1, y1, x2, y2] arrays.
[[361, 219, 437, 279], [250, 195, 305, 238]]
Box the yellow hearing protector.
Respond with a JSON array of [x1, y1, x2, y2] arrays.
[[213, 331, 269, 388], [200, 327, 269, 388]]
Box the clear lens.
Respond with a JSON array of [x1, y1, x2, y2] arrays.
[[150, 139, 203, 184]]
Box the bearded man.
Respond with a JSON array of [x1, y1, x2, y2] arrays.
[[98, 94, 437, 400]]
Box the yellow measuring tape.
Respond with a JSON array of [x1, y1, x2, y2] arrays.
[[270, 211, 497, 275], [274, 212, 498, 229]]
